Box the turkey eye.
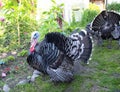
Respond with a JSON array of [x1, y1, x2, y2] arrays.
[[33, 33, 37, 39], [34, 33, 37, 37]]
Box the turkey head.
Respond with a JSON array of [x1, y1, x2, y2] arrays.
[[30, 31, 40, 53]]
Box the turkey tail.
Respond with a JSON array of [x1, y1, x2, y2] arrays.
[[45, 29, 93, 64], [91, 10, 120, 31]]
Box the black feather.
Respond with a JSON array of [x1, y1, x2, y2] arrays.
[[27, 40, 60, 74]]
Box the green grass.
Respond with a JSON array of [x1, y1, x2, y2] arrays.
[[8, 41, 120, 92]]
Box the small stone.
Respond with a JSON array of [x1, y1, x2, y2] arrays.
[[11, 51, 17, 55], [17, 79, 30, 85], [3, 84, 10, 92], [2, 53, 7, 58], [2, 72, 6, 78], [0, 88, 2, 91]]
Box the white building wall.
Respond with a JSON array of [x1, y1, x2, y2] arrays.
[[36, 0, 89, 24], [36, 0, 52, 21], [107, 0, 120, 4]]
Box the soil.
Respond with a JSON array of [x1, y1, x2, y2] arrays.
[[0, 51, 34, 91]]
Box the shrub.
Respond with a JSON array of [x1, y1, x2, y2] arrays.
[[80, 9, 99, 27], [107, 2, 120, 12], [38, 0, 64, 40], [79, 3, 100, 27], [0, 0, 38, 52]]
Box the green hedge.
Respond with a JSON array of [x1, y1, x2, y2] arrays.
[[80, 9, 99, 27], [80, 3, 100, 27], [107, 2, 120, 12]]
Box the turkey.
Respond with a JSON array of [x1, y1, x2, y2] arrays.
[[86, 10, 120, 47], [27, 31, 73, 82], [27, 31, 60, 74], [27, 29, 93, 82]]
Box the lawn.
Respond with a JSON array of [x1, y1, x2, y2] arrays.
[[0, 40, 120, 92]]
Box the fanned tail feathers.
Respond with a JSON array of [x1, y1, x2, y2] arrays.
[[45, 29, 93, 64]]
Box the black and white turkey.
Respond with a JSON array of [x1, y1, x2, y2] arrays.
[[27, 31, 74, 82], [27, 29, 93, 82], [86, 10, 120, 47]]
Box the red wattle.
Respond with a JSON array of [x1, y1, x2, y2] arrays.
[[30, 46, 35, 52]]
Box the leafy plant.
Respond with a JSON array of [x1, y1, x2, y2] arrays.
[[38, 0, 64, 40], [0, 0, 38, 52], [107, 2, 120, 12], [80, 9, 99, 27]]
